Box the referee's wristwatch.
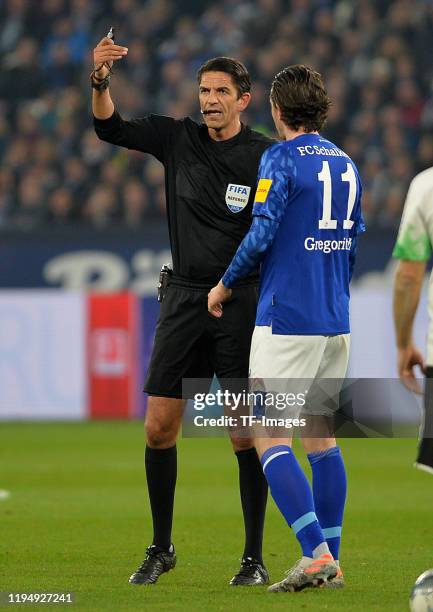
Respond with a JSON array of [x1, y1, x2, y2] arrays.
[[90, 63, 112, 91]]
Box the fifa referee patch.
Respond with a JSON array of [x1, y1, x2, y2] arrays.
[[255, 178, 273, 203]]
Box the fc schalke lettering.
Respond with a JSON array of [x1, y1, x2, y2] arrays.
[[225, 183, 251, 213], [297, 145, 348, 157]]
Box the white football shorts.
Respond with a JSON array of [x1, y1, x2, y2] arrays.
[[249, 325, 350, 419]]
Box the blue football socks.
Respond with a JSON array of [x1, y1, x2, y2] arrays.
[[308, 446, 347, 561], [261, 445, 327, 558]]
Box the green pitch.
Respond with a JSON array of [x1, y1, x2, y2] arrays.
[[1, 423, 433, 611]]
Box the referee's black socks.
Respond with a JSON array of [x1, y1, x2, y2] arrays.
[[145, 445, 177, 551], [145, 444, 267, 560], [236, 447, 268, 564]]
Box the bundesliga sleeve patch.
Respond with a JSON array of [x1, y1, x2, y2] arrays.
[[255, 178, 273, 203]]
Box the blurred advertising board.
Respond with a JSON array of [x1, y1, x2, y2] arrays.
[[0, 291, 87, 419], [0, 225, 171, 296], [0, 227, 394, 293], [0, 291, 159, 420], [0, 287, 428, 421]]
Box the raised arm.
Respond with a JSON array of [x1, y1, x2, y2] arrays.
[[91, 35, 128, 120], [91, 34, 177, 162]]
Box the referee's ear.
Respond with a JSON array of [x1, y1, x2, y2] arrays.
[[238, 92, 251, 112]]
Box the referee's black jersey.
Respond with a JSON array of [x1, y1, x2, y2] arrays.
[[94, 110, 275, 284]]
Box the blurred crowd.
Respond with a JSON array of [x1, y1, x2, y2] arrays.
[[1, 0, 433, 230]]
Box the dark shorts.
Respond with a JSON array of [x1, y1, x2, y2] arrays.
[[144, 277, 258, 399], [417, 367, 433, 469]]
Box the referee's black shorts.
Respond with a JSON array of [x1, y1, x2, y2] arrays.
[[144, 276, 258, 399]]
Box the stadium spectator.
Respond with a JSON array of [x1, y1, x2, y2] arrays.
[[62, 157, 90, 201], [13, 170, 47, 228], [46, 186, 76, 224], [121, 177, 149, 226], [0, 0, 31, 55], [0, 37, 46, 102], [83, 184, 118, 227], [0, 168, 15, 227]]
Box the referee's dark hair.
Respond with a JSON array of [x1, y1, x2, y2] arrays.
[[270, 65, 331, 132], [197, 57, 251, 98]]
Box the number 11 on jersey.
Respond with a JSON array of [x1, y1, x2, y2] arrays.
[[318, 160, 357, 230]]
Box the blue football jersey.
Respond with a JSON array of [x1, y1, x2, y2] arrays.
[[252, 133, 364, 335]]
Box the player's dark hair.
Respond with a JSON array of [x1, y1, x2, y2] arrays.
[[270, 65, 331, 132], [197, 57, 251, 98]]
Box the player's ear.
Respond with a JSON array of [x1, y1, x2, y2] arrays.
[[272, 101, 282, 121], [238, 92, 251, 112]]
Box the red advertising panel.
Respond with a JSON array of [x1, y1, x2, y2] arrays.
[[87, 293, 139, 419]]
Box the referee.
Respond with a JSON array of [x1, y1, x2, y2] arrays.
[[91, 35, 274, 585]]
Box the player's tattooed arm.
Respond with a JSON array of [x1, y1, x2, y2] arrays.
[[393, 259, 426, 393]]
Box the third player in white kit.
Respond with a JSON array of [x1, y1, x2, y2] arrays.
[[393, 167, 433, 472]]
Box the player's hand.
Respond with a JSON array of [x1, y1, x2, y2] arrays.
[[93, 37, 128, 78], [208, 281, 232, 318], [397, 344, 426, 394]]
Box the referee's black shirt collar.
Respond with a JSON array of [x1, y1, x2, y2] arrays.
[[201, 122, 250, 147]]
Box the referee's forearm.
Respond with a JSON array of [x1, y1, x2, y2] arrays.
[[92, 88, 115, 120]]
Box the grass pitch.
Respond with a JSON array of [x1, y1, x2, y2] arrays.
[[1, 422, 433, 611]]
